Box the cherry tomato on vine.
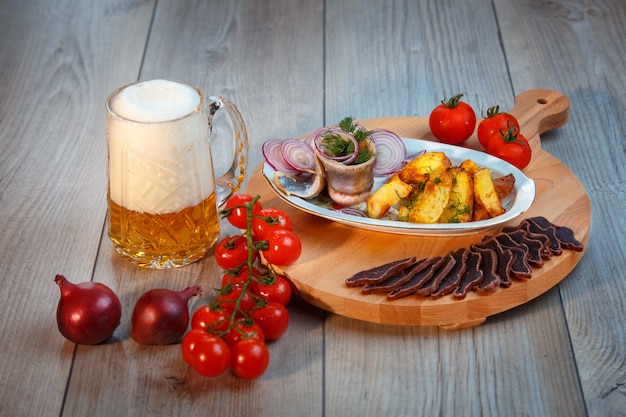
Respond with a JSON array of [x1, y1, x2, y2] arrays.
[[216, 285, 256, 314], [230, 339, 270, 380], [486, 126, 532, 170], [251, 208, 293, 240], [429, 93, 477, 145], [190, 306, 229, 333], [214, 235, 255, 270], [251, 275, 293, 306], [223, 194, 262, 229], [221, 265, 261, 289], [477, 105, 520, 148], [181, 329, 230, 377], [261, 229, 302, 266], [222, 317, 265, 347], [250, 302, 289, 340]]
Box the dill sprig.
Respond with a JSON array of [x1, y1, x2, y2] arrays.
[[321, 116, 375, 164], [320, 132, 356, 157]]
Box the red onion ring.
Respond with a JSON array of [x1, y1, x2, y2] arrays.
[[370, 129, 407, 176], [333, 207, 367, 217], [314, 130, 359, 164], [280, 138, 316, 172], [262, 139, 301, 175]]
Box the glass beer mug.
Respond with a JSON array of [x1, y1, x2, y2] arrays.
[[105, 79, 248, 268]]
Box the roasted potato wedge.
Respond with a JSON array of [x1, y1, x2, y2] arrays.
[[439, 168, 474, 223], [398, 151, 451, 184], [367, 179, 413, 219], [407, 170, 453, 223], [472, 198, 490, 221], [474, 168, 505, 218], [459, 159, 480, 176]]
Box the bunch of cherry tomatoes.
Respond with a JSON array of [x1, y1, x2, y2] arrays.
[[181, 194, 301, 380], [428, 93, 532, 170]]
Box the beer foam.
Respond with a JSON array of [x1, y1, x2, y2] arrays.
[[109, 79, 201, 123], [107, 80, 215, 214]]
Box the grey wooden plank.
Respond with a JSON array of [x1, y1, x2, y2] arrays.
[[61, 1, 326, 416], [323, 0, 517, 123], [497, 1, 626, 416], [0, 1, 155, 416], [323, 0, 587, 415]]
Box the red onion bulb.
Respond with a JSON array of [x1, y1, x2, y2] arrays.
[[54, 274, 122, 345], [131, 286, 202, 345]]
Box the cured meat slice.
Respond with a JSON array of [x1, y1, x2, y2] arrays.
[[523, 219, 562, 255], [388, 257, 444, 300], [475, 248, 500, 293], [507, 229, 545, 267], [528, 216, 584, 251], [473, 237, 512, 286], [416, 252, 457, 297], [454, 251, 483, 300], [517, 223, 554, 258], [361, 258, 430, 294], [495, 249, 514, 288], [431, 248, 469, 299], [345, 257, 416, 287], [495, 233, 533, 279]]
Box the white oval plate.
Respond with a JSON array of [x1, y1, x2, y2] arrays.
[[262, 138, 535, 236]]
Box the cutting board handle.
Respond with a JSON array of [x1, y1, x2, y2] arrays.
[[510, 89, 570, 149]]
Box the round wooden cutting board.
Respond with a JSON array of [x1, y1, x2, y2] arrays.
[[245, 89, 591, 329]]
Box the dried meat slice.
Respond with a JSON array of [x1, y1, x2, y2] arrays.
[[388, 257, 444, 300], [475, 248, 500, 293], [495, 233, 533, 279], [431, 248, 469, 299], [473, 237, 513, 286], [345, 257, 416, 287], [528, 216, 584, 251], [416, 252, 457, 297], [507, 229, 545, 267], [361, 258, 430, 294], [523, 218, 563, 255], [454, 251, 483, 300]]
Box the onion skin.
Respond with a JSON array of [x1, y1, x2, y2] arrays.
[[131, 286, 202, 345], [54, 274, 122, 345]]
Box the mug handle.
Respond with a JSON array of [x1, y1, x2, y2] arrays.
[[208, 96, 249, 207]]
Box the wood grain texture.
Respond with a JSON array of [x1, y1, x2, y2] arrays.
[[0, 1, 155, 416], [497, 1, 626, 416], [59, 0, 326, 416], [0, 0, 624, 416]]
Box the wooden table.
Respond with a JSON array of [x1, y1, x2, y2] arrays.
[[1, 1, 624, 416]]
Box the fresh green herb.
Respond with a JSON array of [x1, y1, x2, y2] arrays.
[[354, 146, 375, 164], [320, 132, 356, 157], [320, 116, 376, 164]]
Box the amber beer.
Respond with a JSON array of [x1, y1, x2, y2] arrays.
[[106, 79, 221, 268]]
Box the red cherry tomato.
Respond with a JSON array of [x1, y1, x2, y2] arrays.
[[250, 302, 289, 340], [221, 265, 260, 289], [477, 105, 520, 148], [428, 93, 477, 144], [261, 229, 302, 266], [190, 306, 230, 333], [486, 126, 533, 170], [251, 275, 293, 305], [230, 339, 270, 380], [223, 194, 262, 229], [214, 235, 254, 270], [251, 208, 293, 240], [216, 285, 256, 314], [181, 329, 230, 377], [222, 318, 265, 347]]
